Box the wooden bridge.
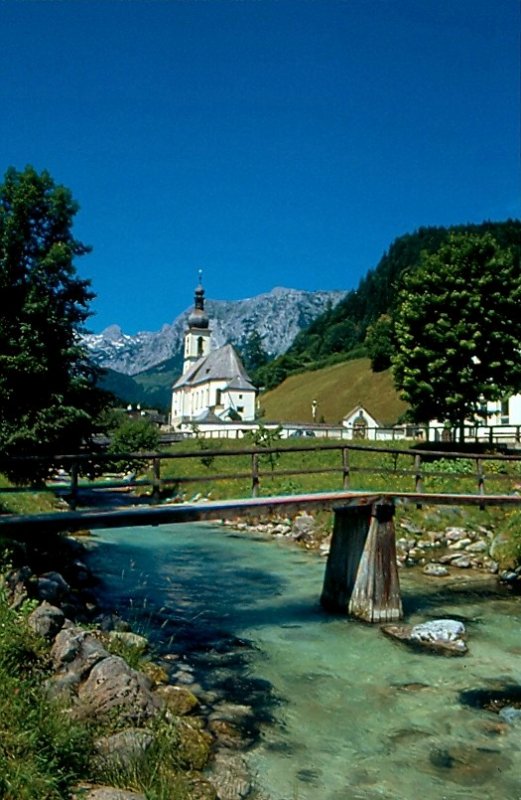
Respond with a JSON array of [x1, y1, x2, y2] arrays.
[[2, 442, 521, 625]]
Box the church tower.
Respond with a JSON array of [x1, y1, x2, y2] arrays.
[[183, 272, 212, 373]]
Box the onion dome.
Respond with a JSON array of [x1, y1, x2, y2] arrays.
[[188, 272, 209, 329]]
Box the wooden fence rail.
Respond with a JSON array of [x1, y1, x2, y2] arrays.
[[2, 441, 521, 511]]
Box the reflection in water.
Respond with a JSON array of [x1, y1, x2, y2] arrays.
[[86, 523, 521, 800]]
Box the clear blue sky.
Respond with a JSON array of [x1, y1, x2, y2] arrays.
[[1, 0, 519, 334]]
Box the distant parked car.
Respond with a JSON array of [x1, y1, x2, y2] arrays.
[[289, 429, 316, 438]]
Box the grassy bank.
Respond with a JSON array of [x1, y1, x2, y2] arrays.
[[156, 437, 521, 501], [0, 589, 91, 799]]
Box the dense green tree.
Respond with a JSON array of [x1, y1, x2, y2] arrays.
[[259, 220, 521, 390], [0, 166, 107, 482], [239, 331, 270, 378], [392, 233, 521, 439], [364, 314, 394, 372]]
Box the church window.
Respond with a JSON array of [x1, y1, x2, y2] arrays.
[[197, 336, 204, 356], [216, 389, 222, 405], [237, 406, 244, 413]]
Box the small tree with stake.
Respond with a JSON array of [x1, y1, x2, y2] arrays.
[[392, 232, 521, 441]]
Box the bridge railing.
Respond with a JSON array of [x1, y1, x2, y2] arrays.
[[2, 441, 521, 510]]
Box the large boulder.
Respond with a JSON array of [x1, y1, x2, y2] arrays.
[[382, 619, 467, 656], [78, 655, 161, 723], [94, 728, 154, 771], [51, 626, 110, 681], [37, 571, 70, 603], [28, 601, 65, 639]]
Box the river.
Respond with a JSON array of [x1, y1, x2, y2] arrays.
[[85, 522, 521, 800]]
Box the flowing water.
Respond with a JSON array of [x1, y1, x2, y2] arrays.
[[86, 523, 521, 800]]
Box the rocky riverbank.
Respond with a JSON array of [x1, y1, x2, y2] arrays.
[[3, 502, 519, 798], [220, 507, 521, 590], [2, 535, 268, 800]]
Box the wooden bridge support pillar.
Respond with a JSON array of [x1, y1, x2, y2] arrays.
[[320, 502, 403, 623]]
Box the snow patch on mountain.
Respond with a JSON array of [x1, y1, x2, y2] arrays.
[[82, 287, 346, 376]]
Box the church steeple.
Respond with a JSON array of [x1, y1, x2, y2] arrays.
[[183, 271, 212, 373], [187, 270, 209, 330]]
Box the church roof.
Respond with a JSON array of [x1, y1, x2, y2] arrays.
[[173, 343, 255, 391]]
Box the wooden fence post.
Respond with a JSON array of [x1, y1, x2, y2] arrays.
[[251, 452, 259, 497], [348, 501, 403, 623], [342, 448, 350, 489], [414, 453, 423, 509], [151, 457, 161, 504], [70, 461, 79, 511], [476, 457, 485, 509]]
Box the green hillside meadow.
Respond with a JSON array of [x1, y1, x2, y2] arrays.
[[260, 357, 408, 425]]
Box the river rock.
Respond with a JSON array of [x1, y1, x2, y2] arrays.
[[422, 563, 449, 577], [208, 719, 251, 750], [448, 538, 472, 550], [72, 787, 146, 800], [3, 565, 34, 609], [381, 619, 467, 656], [78, 655, 161, 723], [49, 627, 111, 700], [465, 540, 489, 553], [37, 571, 70, 603], [176, 718, 213, 770], [28, 601, 65, 639], [451, 556, 472, 569], [209, 752, 253, 800], [94, 728, 154, 770], [498, 706, 521, 725], [155, 684, 200, 715], [106, 630, 149, 653], [291, 514, 315, 541], [51, 627, 110, 681], [445, 527, 469, 541]]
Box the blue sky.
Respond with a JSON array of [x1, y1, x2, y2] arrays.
[[1, 0, 519, 334]]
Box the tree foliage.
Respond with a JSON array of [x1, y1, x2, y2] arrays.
[[0, 166, 107, 482], [238, 331, 269, 384], [364, 314, 394, 372], [259, 220, 521, 390], [392, 232, 521, 433], [107, 415, 160, 473]]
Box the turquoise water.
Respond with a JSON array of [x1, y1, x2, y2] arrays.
[[86, 524, 521, 800]]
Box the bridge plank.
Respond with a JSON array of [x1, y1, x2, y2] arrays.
[[1, 490, 521, 537]]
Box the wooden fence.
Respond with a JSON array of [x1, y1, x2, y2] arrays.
[[2, 441, 521, 510]]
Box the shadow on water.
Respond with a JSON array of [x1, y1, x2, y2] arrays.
[[400, 573, 512, 620]]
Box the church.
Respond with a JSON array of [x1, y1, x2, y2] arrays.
[[170, 278, 257, 427]]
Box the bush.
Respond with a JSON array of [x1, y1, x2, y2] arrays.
[[108, 416, 160, 473]]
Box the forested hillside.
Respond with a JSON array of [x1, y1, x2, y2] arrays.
[[255, 220, 521, 390]]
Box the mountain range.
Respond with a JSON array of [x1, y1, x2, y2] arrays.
[[82, 287, 346, 408]]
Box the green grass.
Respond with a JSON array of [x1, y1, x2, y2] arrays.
[[0, 579, 207, 800], [0, 594, 93, 800], [259, 357, 408, 425], [156, 438, 521, 501], [0, 475, 61, 516]]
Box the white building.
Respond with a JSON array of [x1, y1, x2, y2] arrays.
[[171, 279, 257, 427]]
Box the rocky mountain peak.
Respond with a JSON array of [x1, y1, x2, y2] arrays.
[[82, 287, 346, 377]]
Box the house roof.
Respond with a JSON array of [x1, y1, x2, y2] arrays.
[[173, 343, 255, 391], [343, 404, 382, 427]]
